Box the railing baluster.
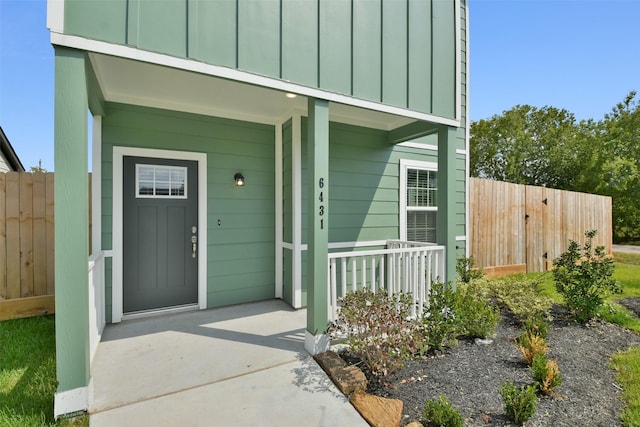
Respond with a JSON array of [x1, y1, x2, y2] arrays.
[[418, 250, 426, 316], [426, 251, 433, 309], [351, 258, 357, 292], [379, 255, 385, 293], [341, 258, 347, 298], [361, 257, 366, 290], [370, 256, 376, 293], [330, 258, 337, 321]]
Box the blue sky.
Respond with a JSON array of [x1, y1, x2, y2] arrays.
[[1, 0, 639, 171]]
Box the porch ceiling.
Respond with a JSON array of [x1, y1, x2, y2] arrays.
[[88, 53, 415, 131]]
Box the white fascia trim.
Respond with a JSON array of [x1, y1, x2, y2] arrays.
[[275, 122, 283, 299], [397, 142, 438, 151], [464, 0, 471, 259], [456, 235, 467, 241], [49, 32, 460, 128], [54, 386, 88, 419], [399, 159, 438, 241], [455, 0, 462, 122], [47, 0, 64, 33], [112, 147, 208, 323], [91, 116, 102, 255], [292, 115, 303, 308]]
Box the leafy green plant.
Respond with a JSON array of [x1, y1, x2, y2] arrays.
[[521, 316, 550, 340], [470, 275, 553, 323], [456, 256, 484, 284], [553, 230, 621, 322], [419, 281, 460, 351], [531, 353, 562, 395], [329, 289, 420, 377], [422, 395, 464, 427], [455, 281, 500, 339], [516, 331, 548, 365], [501, 381, 537, 425]]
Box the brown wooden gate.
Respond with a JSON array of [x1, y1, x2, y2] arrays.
[[470, 178, 612, 275]]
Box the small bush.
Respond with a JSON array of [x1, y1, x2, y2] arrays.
[[422, 395, 464, 427], [531, 353, 562, 395], [521, 316, 550, 340], [501, 381, 537, 425], [455, 281, 500, 339], [456, 256, 484, 284], [553, 229, 621, 323], [471, 275, 553, 323], [329, 289, 419, 377], [516, 331, 548, 365], [420, 281, 460, 351]]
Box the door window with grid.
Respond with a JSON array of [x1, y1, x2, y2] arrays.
[[400, 160, 438, 243]]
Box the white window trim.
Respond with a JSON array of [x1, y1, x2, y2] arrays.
[[399, 159, 438, 241], [112, 146, 207, 323], [135, 163, 188, 199]]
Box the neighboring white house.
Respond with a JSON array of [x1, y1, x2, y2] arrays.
[[0, 127, 25, 172]]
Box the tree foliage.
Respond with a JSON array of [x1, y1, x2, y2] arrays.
[[470, 91, 640, 241]]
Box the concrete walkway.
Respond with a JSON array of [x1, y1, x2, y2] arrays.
[[89, 300, 367, 427], [613, 244, 640, 254]]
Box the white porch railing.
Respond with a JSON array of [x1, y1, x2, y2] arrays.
[[88, 251, 108, 363], [327, 240, 445, 321]]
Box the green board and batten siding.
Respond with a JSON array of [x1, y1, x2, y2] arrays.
[[100, 103, 276, 321], [62, 0, 458, 120]]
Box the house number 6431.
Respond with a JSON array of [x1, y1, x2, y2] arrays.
[[319, 177, 325, 230]]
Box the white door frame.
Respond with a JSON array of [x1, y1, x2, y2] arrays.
[[112, 146, 208, 323]]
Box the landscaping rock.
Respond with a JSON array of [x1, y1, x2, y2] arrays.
[[350, 391, 403, 427], [314, 351, 367, 395], [405, 422, 423, 427]]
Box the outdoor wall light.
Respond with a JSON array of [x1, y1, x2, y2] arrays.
[[234, 172, 245, 187]]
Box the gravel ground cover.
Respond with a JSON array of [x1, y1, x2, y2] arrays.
[[346, 304, 640, 426]]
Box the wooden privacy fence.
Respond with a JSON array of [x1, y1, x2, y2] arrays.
[[469, 178, 612, 276], [0, 172, 91, 320]]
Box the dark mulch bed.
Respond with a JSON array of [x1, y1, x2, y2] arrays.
[[618, 298, 640, 318], [341, 303, 640, 426]]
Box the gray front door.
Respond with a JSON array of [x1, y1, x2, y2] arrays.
[[123, 156, 198, 313]]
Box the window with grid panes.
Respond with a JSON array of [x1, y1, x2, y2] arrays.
[[406, 168, 437, 243]]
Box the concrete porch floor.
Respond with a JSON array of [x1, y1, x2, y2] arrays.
[[89, 299, 367, 427]]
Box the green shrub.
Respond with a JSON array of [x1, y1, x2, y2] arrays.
[[531, 353, 562, 395], [516, 330, 548, 365], [455, 281, 500, 339], [329, 289, 420, 377], [501, 381, 537, 425], [553, 229, 621, 323], [521, 316, 550, 340], [456, 256, 484, 284], [420, 281, 460, 351], [422, 395, 464, 427], [472, 275, 553, 323]]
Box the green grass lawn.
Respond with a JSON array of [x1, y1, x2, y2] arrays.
[[608, 252, 640, 426], [0, 315, 87, 427]]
